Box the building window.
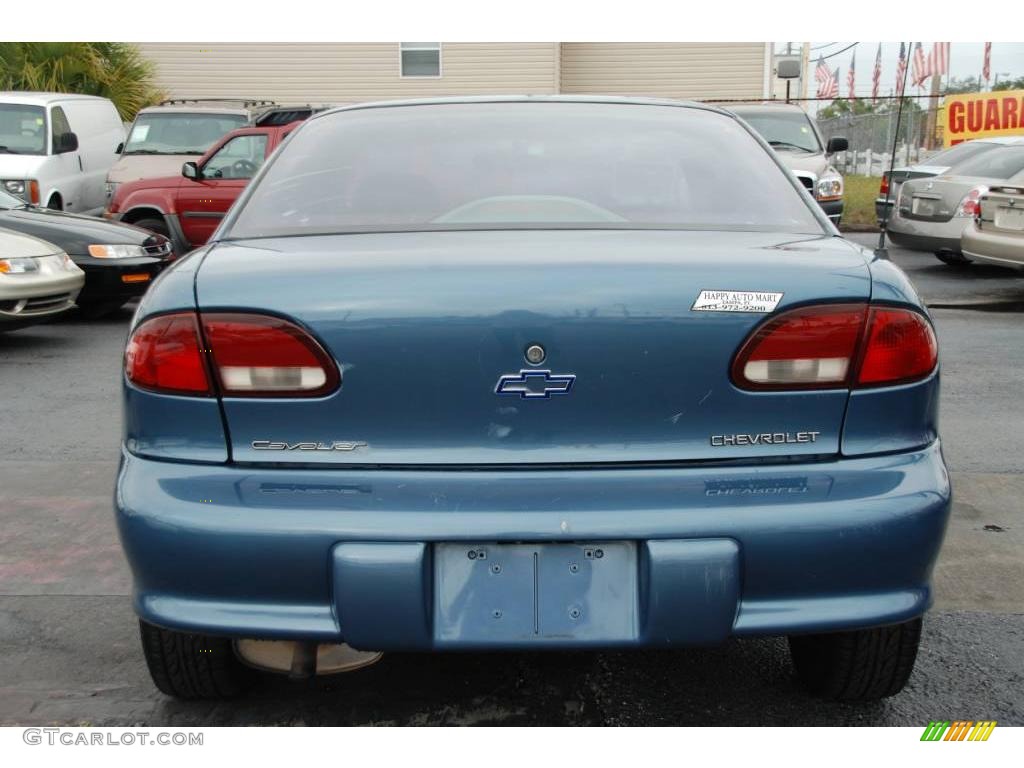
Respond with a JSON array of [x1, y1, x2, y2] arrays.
[[400, 43, 441, 78]]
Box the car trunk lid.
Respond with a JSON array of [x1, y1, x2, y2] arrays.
[[980, 185, 1024, 235], [195, 229, 871, 466], [898, 176, 988, 223]]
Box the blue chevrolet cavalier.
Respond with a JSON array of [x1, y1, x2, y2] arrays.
[[116, 97, 950, 701]]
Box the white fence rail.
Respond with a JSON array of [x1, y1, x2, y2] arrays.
[[831, 146, 940, 177]]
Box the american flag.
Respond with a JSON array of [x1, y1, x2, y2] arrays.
[[872, 44, 882, 102], [847, 50, 856, 99], [895, 43, 908, 93], [815, 57, 838, 99], [930, 42, 950, 77], [912, 42, 928, 87], [814, 56, 830, 85], [983, 42, 992, 83]]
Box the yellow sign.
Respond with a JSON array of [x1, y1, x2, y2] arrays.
[[944, 90, 1024, 146]]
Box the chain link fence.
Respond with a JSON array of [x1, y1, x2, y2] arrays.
[[816, 107, 941, 176], [706, 97, 945, 177]]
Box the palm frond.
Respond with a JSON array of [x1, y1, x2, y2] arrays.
[[0, 42, 163, 120]]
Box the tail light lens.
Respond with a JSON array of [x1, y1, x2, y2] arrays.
[[125, 312, 339, 398], [879, 174, 889, 197], [732, 304, 936, 391], [732, 304, 866, 390], [856, 308, 938, 386], [201, 313, 339, 397], [125, 313, 211, 395], [956, 185, 987, 217]]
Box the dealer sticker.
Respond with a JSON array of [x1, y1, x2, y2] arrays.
[[691, 290, 783, 313]]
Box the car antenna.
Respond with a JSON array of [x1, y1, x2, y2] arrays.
[[875, 42, 914, 260]]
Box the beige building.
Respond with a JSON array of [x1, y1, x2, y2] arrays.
[[136, 43, 773, 105]]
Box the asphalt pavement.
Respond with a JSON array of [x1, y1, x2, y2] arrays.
[[1, 233, 1022, 726]]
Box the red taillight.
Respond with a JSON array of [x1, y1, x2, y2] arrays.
[[879, 174, 889, 197], [856, 308, 938, 386], [732, 304, 937, 391], [732, 304, 867, 390], [955, 186, 987, 218], [125, 312, 339, 398], [201, 313, 339, 397], [125, 312, 211, 395]]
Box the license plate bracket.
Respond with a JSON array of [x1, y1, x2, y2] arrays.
[[912, 197, 937, 217], [434, 541, 638, 645], [994, 205, 1024, 230]]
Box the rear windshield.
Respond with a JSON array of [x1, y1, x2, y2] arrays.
[[949, 145, 1024, 180], [226, 102, 824, 238], [927, 140, 998, 169], [123, 112, 247, 155], [0, 104, 47, 155]]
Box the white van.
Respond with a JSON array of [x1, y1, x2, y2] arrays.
[[0, 92, 125, 215]]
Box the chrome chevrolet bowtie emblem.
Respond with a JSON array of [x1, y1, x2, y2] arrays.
[[495, 370, 576, 399]]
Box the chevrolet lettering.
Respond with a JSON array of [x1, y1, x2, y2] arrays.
[[710, 431, 821, 447]]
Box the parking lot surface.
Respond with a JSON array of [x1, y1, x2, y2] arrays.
[[1, 233, 1022, 726]]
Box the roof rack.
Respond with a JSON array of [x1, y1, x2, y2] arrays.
[[253, 104, 335, 126], [158, 98, 278, 108]]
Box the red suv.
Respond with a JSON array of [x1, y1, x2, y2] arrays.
[[106, 121, 300, 254]]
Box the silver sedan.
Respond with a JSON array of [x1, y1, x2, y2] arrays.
[[875, 136, 1024, 224], [886, 144, 1024, 266], [0, 227, 84, 331], [962, 184, 1024, 269]]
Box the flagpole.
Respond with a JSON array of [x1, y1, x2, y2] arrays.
[[877, 41, 914, 258], [927, 61, 941, 151]]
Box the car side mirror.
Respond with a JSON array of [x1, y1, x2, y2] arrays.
[[115, 142, 124, 155], [182, 161, 199, 180], [56, 131, 79, 154], [826, 136, 849, 154]]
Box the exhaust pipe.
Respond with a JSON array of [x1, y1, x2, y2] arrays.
[[235, 639, 382, 678]]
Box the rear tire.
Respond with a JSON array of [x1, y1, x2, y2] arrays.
[[935, 250, 972, 267], [131, 216, 171, 240], [788, 617, 922, 701], [139, 620, 252, 699]]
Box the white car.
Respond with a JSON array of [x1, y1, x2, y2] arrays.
[[0, 227, 84, 331], [0, 92, 125, 215]]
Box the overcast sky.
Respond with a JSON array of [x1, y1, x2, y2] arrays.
[[778, 42, 1024, 96]]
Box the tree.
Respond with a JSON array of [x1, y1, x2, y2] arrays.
[[993, 75, 1024, 91], [945, 76, 982, 95], [946, 74, 1024, 94], [818, 98, 879, 119], [0, 42, 163, 121]]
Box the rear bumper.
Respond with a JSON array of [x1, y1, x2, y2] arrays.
[[961, 225, 1024, 269], [886, 215, 969, 253], [115, 441, 951, 649], [875, 197, 894, 224]]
